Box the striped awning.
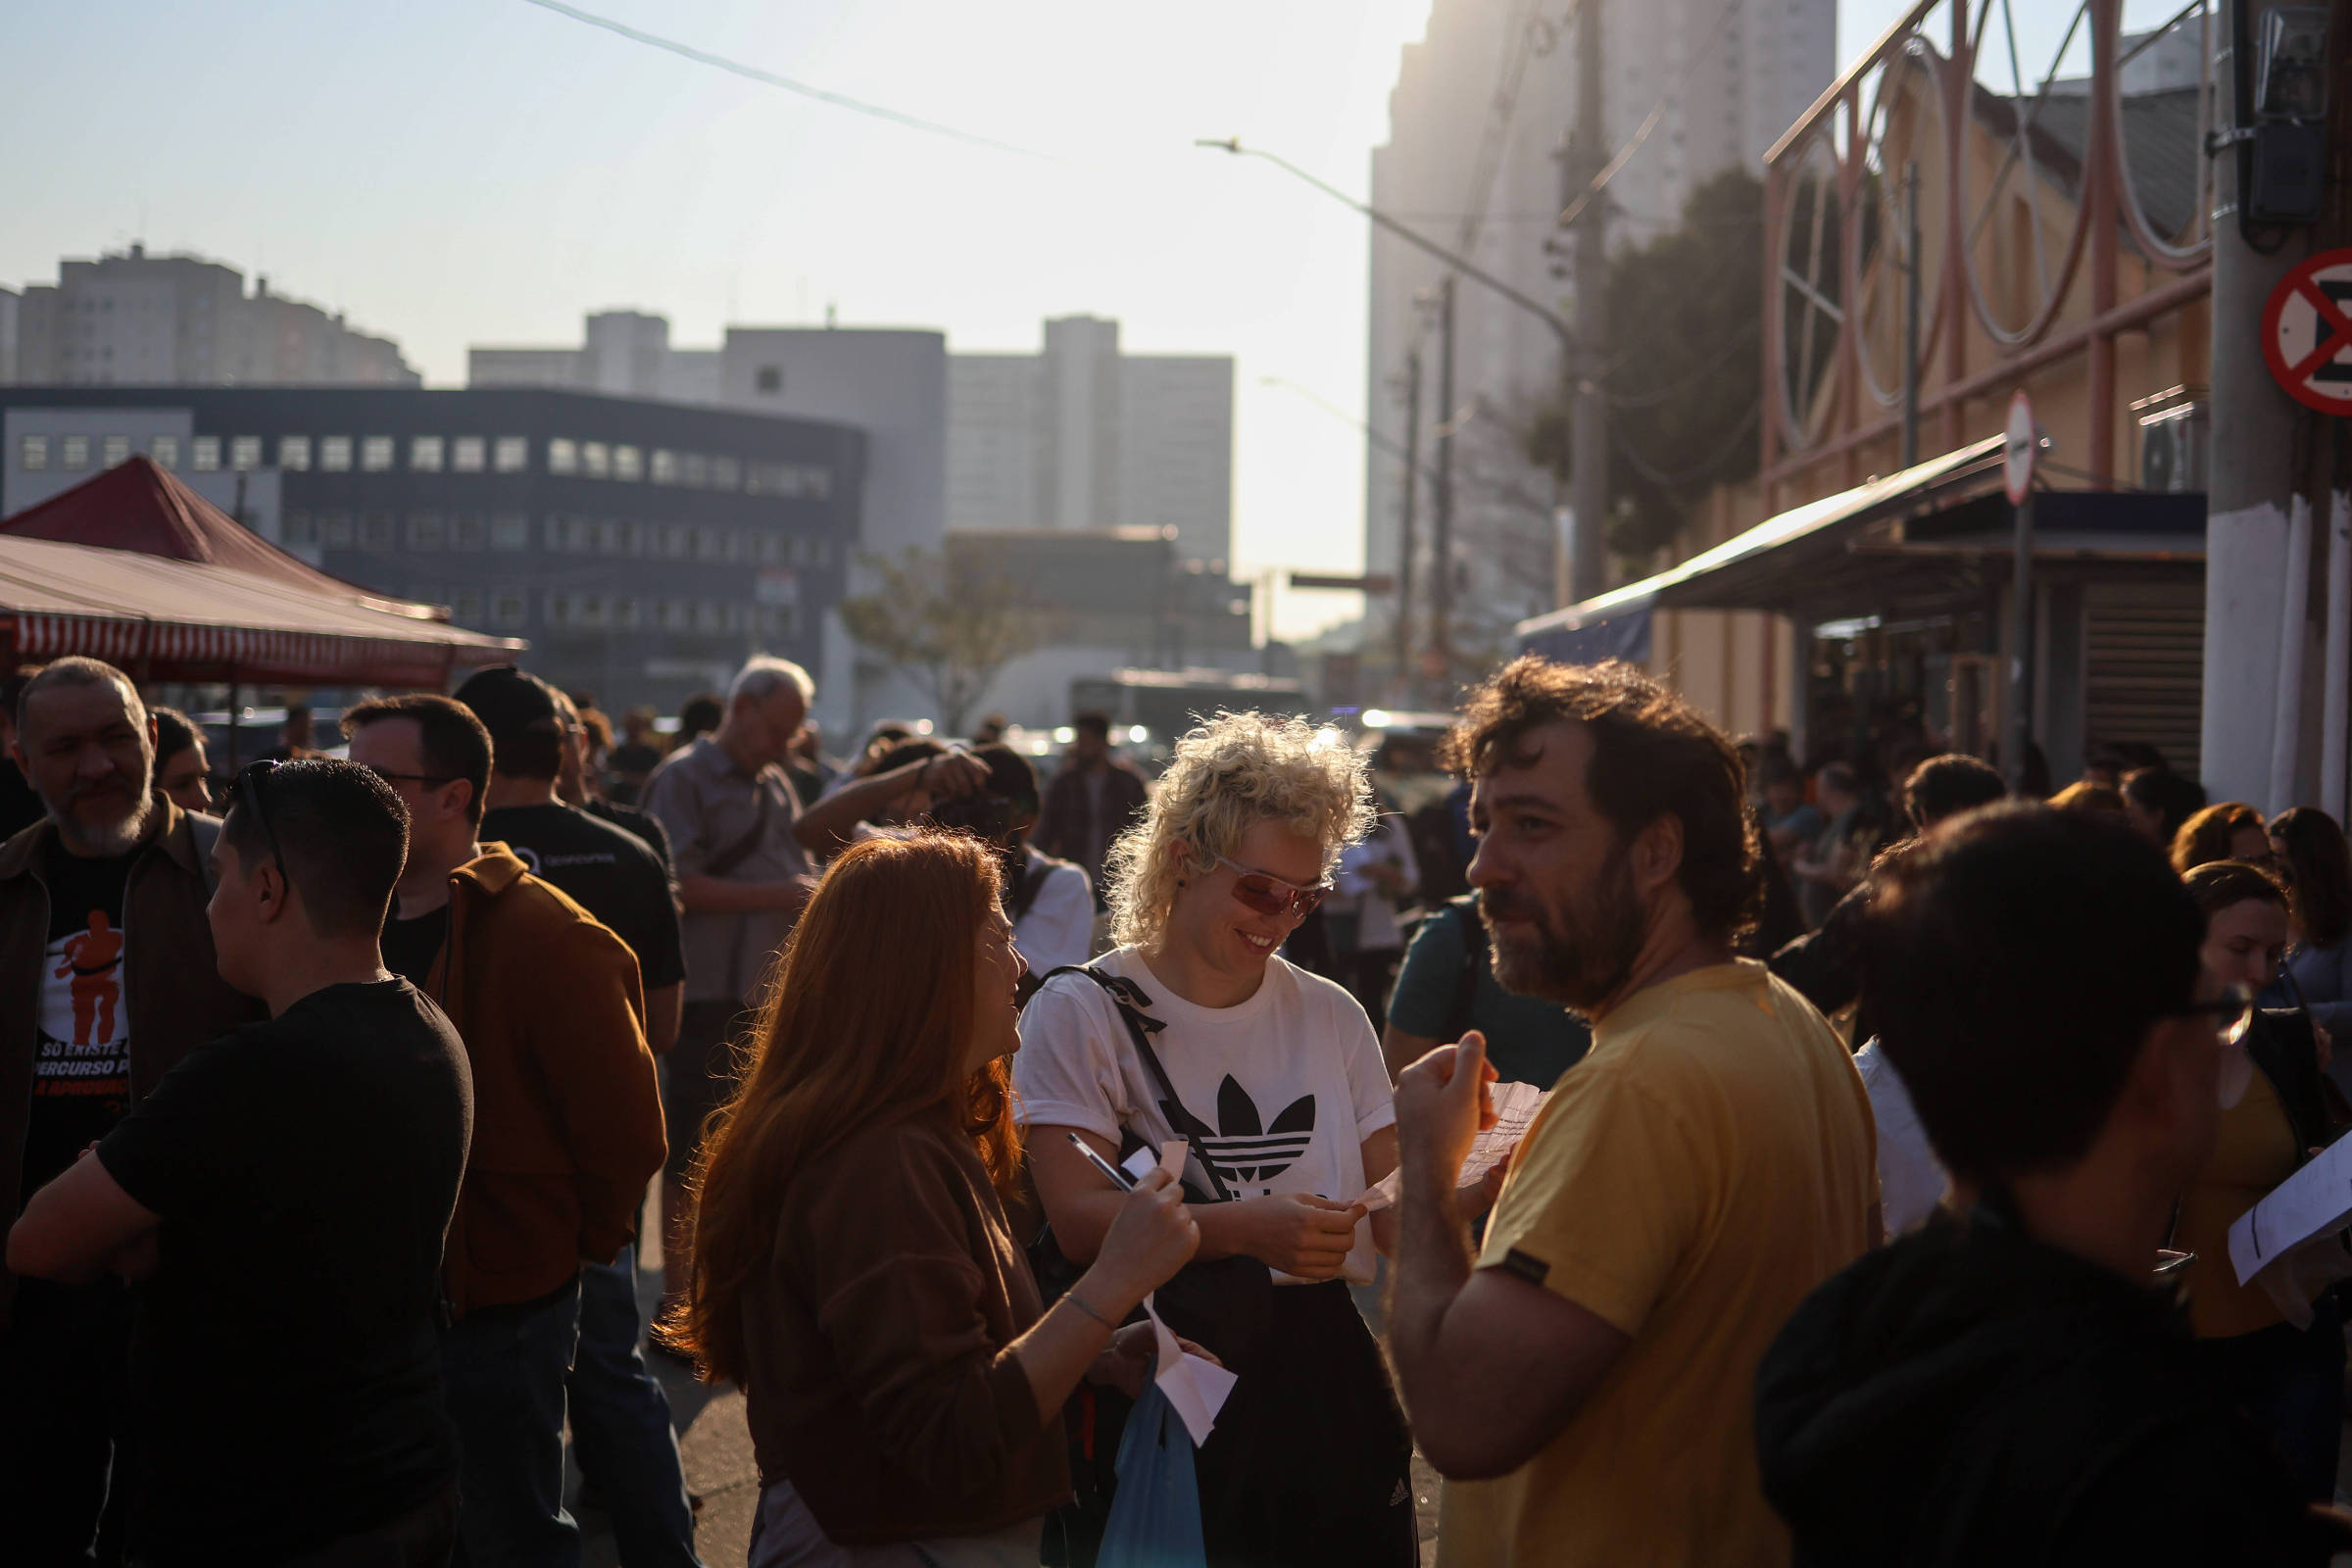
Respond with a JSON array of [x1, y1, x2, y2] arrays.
[[0, 535, 522, 688]]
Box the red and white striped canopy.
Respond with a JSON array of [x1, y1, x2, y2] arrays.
[[0, 534, 521, 688]]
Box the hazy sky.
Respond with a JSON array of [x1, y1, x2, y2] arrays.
[[2, 0, 2105, 640]]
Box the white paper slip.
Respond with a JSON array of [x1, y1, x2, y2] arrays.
[[1354, 1081, 1552, 1212], [1119, 1146, 1157, 1183], [2229, 1132, 2352, 1285], [1143, 1292, 1237, 1446], [1120, 1140, 1199, 1188]]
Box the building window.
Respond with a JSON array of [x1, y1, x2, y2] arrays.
[[319, 513, 355, 548], [320, 435, 353, 472], [494, 436, 528, 473], [582, 441, 611, 480], [453, 436, 486, 473], [757, 533, 785, 565], [19, 434, 49, 471], [279, 435, 312, 470], [230, 436, 263, 471], [362, 512, 397, 550], [694, 601, 723, 632], [711, 455, 741, 491], [612, 597, 640, 629], [762, 605, 800, 637], [148, 434, 178, 468], [543, 593, 569, 627], [756, 366, 781, 393], [658, 598, 688, 630], [613, 444, 643, 482], [361, 436, 395, 472], [694, 526, 724, 562], [409, 513, 446, 550], [79, 435, 114, 471], [615, 520, 642, 556], [806, 467, 831, 500], [543, 516, 572, 552], [809, 539, 832, 566], [681, 453, 710, 489], [493, 587, 528, 627], [490, 513, 530, 551], [451, 514, 485, 551], [657, 523, 688, 559], [412, 435, 445, 472], [650, 449, 679, 485], [454, 590, 484, 624], [283, 512, 318, 546], [102, 435, 129, 468], [548, 438, 579, 476]]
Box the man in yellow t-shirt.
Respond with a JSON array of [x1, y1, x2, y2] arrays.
[[1387, 658, 1878, 1567]]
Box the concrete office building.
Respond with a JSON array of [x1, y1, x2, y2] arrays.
[[0, 387, 862, 715], [1364, 0, 1834, 656], [947, 527, 1258, 727], [947, 316, 1234, 566], [5, 246, 416, 387]]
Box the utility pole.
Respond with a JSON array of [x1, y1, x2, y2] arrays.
[[1567, 0, 1608, 606], [2199, 0, 2346, 806], [1396, 347, 1423, 705], [1432, 274, 1458, 695]]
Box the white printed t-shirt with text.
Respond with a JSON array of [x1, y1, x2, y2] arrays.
[[1014, 947, 1396, 1285]]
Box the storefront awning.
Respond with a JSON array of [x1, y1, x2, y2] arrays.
[[1520, 438, 2009, 661], [1518, 435, 2208, 661], [0, 534, 522, 687]]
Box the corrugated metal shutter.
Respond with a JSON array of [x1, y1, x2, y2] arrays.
[[2083, 580, 2205, 781]]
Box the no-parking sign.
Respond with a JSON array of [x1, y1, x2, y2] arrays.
[[2262, 248, 2352, 416]]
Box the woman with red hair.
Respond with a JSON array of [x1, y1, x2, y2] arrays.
[[669, 829, 1199, 1565]]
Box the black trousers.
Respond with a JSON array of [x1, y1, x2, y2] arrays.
[[0, 1276, 134, 1567], [1190, 1281, 1417, 1568]]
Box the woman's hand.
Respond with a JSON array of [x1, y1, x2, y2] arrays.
[[1085, 1322, 1222, 1396], [1234, 1192, 1367, 1280], [1083, 1169, 1200, 1310]]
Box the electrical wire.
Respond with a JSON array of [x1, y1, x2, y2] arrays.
[[1605, 321, 1762, 409], [515, 0, 1058, 161], [1555, 0, 1749, 230], [1611, 400, 1761, 489]]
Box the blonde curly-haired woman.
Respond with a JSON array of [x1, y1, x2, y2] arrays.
[[1018, 710, 1421, 1566]]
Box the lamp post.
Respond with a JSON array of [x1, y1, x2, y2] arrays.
[[1198, 138, 1609, 622]]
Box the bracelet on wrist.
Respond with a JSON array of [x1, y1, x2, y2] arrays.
[[1065, 1291, 1116, 1330]]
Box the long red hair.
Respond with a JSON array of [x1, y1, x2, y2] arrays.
[[664, 829, 1020, 1384]]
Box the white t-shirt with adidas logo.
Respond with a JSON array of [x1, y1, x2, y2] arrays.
[[1014, 947, 1396, 1285]]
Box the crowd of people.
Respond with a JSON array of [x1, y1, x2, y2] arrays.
[[11, 645, 2352, 1566]]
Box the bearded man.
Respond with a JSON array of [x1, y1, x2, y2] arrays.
[[1386, 658, 1877, 1568], [0, 657, 260, 1562]]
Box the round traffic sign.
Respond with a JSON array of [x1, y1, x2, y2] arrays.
[[2004, 390, 2036, 505], [2261, 248, 2352, 416]]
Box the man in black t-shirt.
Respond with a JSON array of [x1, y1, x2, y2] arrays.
[[8, 759, 472, 1564], [459, 664, 703, 1567]]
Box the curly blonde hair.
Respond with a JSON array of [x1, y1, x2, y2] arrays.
[[1104, 711, 1375, 948]]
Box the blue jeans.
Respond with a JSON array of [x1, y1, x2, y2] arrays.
[[567, 1247, 702, 1567], [443, 1277, 583, 1568]]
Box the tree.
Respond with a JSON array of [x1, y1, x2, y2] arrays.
[[836, 543, 1039, 736], [1526, 167, 1767, 562]]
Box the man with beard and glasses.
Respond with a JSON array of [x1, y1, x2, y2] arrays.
[[0, 657, 261, 1563], [1386, 658, 1877, 1568]]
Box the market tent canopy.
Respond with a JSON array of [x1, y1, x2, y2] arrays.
[[0, 454, 430, 611], [0, 534, 521, 688]]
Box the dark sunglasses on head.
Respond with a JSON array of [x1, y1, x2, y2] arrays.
[[1211, 852, 1332, 921], [236, 759, 292, 891]]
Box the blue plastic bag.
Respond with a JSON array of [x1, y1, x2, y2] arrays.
[[1096, 1382, 1208, 1568]]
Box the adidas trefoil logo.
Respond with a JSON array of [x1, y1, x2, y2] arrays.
[[1164, 1075, 1316, 1187]]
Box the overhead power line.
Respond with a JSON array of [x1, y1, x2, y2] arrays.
[[1553, 0, 1749, 229], [515, 0, 1057, 161]]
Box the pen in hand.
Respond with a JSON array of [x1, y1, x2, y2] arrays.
[[1067, 1131, 1138, 1192]]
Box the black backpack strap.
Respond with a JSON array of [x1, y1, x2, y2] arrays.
[[1037, 964, 1236, 1204]]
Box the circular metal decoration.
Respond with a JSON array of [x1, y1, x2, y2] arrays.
[[1957, 0, 2094, 349], [1777, 128, 1846, 449], [1855, 38, 1952, 410]]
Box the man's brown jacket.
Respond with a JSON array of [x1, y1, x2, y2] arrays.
[[418, 843, 666, 1318]]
